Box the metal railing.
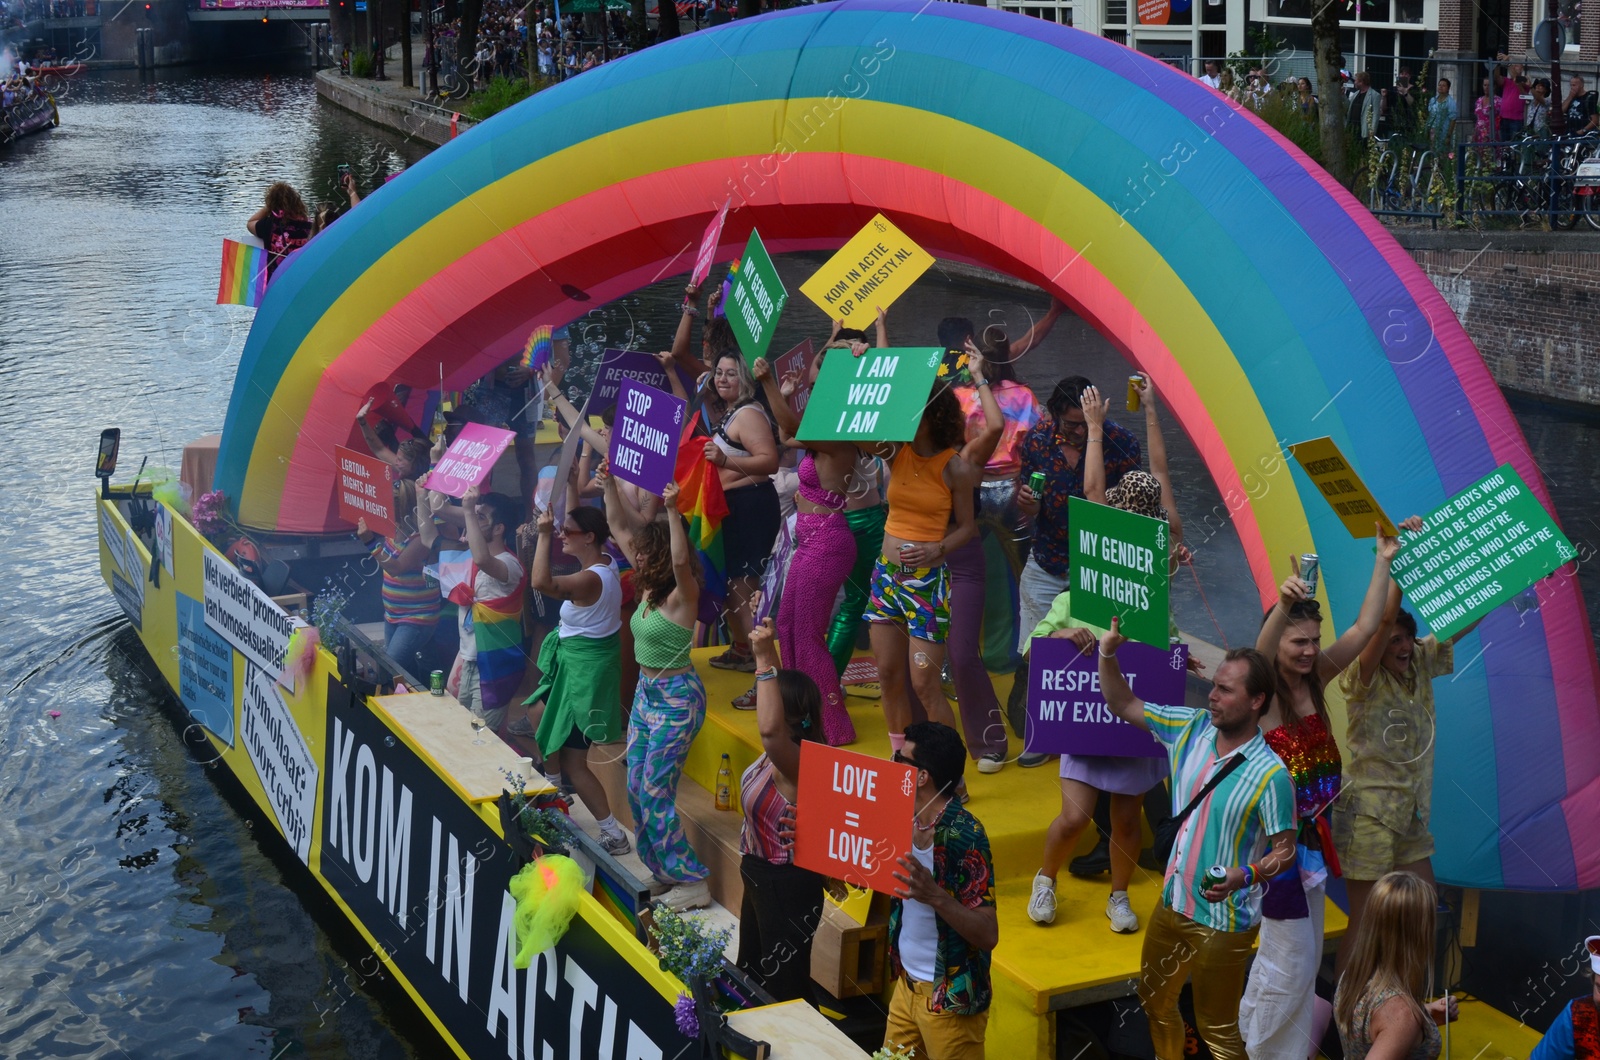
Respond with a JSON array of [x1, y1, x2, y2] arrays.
[[1366, 134, 1600, 229]]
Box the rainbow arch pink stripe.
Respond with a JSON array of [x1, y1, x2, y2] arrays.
[[212, 0, 1599, 890]]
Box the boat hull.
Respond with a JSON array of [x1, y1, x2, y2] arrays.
[[96, 488, 685, 1059]]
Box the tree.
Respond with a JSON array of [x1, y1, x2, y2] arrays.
[[455, 0, 482, 96], [736, 0, 758, 19], [657, 0, 680, 40], [401, 0, 413, 87], [1313, 0, 1351, 185]]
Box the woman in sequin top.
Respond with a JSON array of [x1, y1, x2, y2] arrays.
[[1239, 524, 1403, 1060]]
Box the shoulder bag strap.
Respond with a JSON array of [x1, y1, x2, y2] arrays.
[[1171, 753, 1246, 831]]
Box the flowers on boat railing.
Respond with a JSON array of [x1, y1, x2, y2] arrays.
[[312, 583, 350, 645], [871, 1045, 918, 1060], [673, 993, 698, 1038], [649, 905, 732, 989], [191, 489, 230, 536]]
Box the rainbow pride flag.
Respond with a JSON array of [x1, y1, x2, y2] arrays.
[[433, 547, 527, 714], [217, 238, 268, 308], [519, 324, 554, 371], [672, 412, 729, 624]]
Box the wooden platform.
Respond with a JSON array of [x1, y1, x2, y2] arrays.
[[674, 646, 1348, 1056]]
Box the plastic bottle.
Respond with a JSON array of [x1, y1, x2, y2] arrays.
[[715, 753, 733, 811]]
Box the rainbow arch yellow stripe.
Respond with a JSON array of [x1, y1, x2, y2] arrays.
[[214, 0, 1599, 890]]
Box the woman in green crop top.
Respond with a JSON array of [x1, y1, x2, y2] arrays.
[[605, 477, 713, 911]]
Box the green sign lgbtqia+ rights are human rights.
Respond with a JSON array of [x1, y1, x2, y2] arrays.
[[795, 346, 944, 442], [1067, 495, 1171, 648], [1388, 464, 1576, 640], [725, 229, 788, 364]]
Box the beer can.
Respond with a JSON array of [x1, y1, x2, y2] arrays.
[[1203, 864, 1230, 890], [1299, 553, 1320, 597], [1127, 374, 1144, 412], [430, 670, 445, 696], [1028, 471, 1046, 497]]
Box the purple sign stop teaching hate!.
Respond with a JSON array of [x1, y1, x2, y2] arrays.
[[608, 380, 684, 496], [1024, 635, 1189, 757]]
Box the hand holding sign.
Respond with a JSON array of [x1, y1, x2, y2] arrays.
[[794, 742, 915, 894], [422, 423, 515, 498], [608, 380, 683, 496]]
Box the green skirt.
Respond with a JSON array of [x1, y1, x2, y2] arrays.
[[528, 629, 622, 756]]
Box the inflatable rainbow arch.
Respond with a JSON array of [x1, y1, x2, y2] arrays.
[[214, 0, 1600, 890]]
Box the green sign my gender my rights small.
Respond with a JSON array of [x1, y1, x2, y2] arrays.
[[1067, 496, 1171, 648], [796, 346, 943, 442], [726, 229, 788, 364]]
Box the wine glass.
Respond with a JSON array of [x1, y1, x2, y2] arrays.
[[470, 715, 487, 745]]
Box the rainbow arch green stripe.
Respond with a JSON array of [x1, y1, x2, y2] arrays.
[[213, 0, 1600, 890]]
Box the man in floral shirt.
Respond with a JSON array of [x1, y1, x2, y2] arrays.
[[1014, 376, 1141, 765], [884, 722, 998, 1059]]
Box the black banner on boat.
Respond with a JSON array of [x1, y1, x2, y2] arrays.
[[320, 677, 680, 1059]]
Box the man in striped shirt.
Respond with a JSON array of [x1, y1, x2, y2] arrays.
[[1096, 618, 1296, 1060]]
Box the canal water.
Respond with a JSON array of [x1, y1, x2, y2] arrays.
[[2, 65, 1598, 1057]]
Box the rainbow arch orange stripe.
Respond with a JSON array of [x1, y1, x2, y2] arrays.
[[213, 0, 1599, 890]]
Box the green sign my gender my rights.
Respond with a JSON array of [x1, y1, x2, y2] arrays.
[[1067, 496, 1171, 648], [1389, 464, 1576, 640], [726, 229, 788, 364], [795, 346, 943, 442]]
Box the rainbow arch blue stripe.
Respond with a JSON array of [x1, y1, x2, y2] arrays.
[[213, 0, 1600, 890]]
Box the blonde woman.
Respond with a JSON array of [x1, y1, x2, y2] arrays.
[[1334, 870, 1458, 1060]]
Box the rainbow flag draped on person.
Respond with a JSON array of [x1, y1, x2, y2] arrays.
[[519, 324, 554, 371], [673, 412, 728, 626], [434, 547, 527, 715], [217, 238, 269, 308]]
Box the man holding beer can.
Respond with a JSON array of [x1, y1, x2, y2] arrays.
[[1094, 617, 1298, 1060]]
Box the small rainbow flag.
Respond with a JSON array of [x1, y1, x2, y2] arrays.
[[672, 412, 729, 624], [520, 324, 554, 371], [217, 238, 268, 308]]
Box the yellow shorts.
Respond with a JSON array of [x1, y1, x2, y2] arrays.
[[1332, 805, 1435, 881]]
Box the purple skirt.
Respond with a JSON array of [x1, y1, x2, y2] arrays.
[[1060, 753, 1169, 795]]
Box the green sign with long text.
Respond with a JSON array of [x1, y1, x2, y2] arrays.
[[726, 229, 788, 364], [1067, 496, 1171, 648], [795, 346, 944, 442], [1389, 464, 1575, 640]]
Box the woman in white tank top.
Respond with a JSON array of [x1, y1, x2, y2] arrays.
[[521, 504, 630, 854]]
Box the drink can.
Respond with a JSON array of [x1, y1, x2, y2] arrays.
[[1028, 471, 1046, 497], [1299, 553, 1320, 597], [1127, 374, 1143, 412], [898, 542, 916, 571], [1203, 864, 1229, 890], [430, 670, 445, 696]]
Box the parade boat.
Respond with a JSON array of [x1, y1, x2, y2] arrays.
[[97, 2, 1597, 1056], [1, 89, 59, 144]]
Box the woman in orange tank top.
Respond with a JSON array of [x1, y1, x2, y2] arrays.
[[856, 370, 980, 755]]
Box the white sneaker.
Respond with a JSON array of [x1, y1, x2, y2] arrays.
[[1106, 891, 1139, 933], [1027, 873, 1057, 925], [598, 829, 631, 856], [658, 879, 711, 912], [977, 752, 1005, 774]]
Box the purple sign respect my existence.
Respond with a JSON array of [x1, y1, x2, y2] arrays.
[[586, 348, 693, 416], [609, 381, 684, 496], [1024, 635, 1188, 757]]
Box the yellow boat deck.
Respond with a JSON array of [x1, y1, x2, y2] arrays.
[[673, 646, 1349, 1056]]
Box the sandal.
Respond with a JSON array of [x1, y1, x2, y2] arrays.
[[732, 687, 758, 710], [709, 646, 756, 672]]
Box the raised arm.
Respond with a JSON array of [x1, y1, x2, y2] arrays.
[[752, 356, 798, 439], [875, 305, 889, 348], [749, 617, 802, 786], [1257, 568, 1307, 656], [1007, 296, 1065, 358], [653, 350, 689, 404], [1081, 385, 1110, 503], [663, 482, 701, 614], [356, 398, 401, 465], [461, 485, 508, 582], [528, 506, 603, 603], [670, 286, 701, 373], [1357, 581, 1404, 687], [1096, 618, 1152, 731], [541, 366, 608, 452], [1319, 525, 1403, 679], [602, 471, 642, 566], [958, 350, 1004, 470], [1135, 379, 1185, 574]]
